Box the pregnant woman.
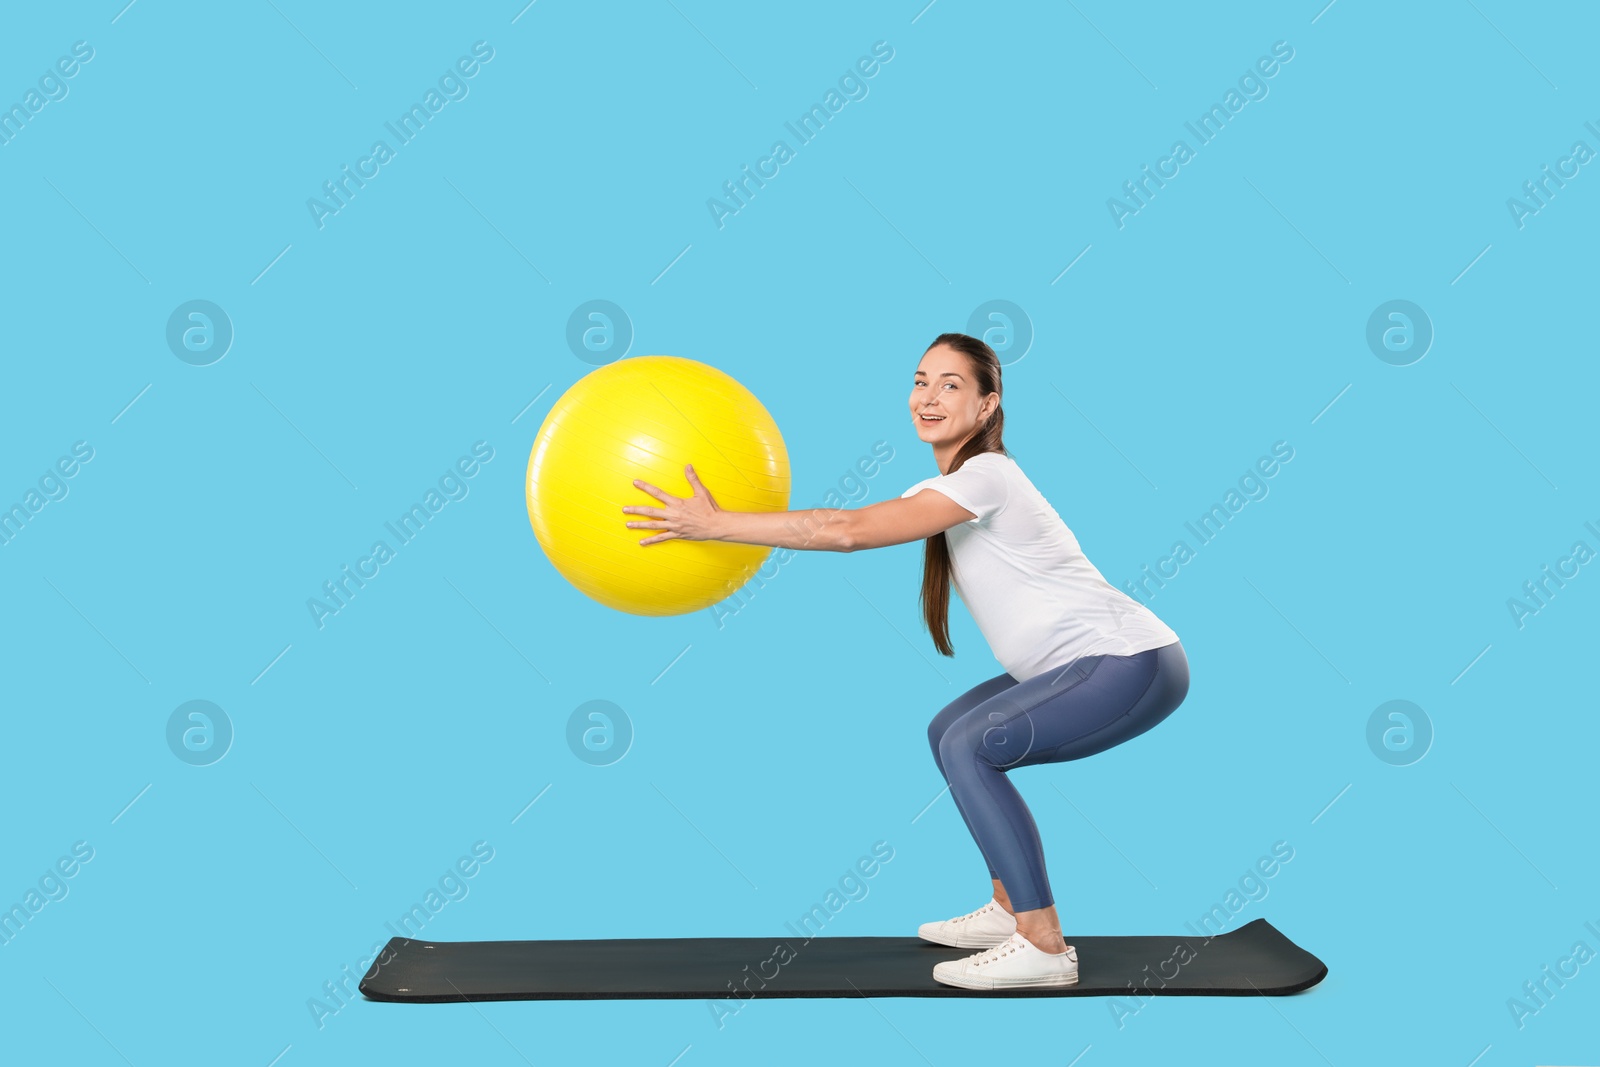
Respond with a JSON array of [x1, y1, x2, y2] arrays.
[[623, 332, 1189, 991]]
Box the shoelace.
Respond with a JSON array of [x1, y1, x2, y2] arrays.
[[952, 902, 996, 925], [972, 935, 1025, 966], [971, 935, 1077, 966]]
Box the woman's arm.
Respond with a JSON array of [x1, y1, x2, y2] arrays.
[[837, 490, 976, 551], [624, 465, 974, 552], [710, 507, 857, 552]]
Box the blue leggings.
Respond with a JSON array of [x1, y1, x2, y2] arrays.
[[926, 641, 1190, 913]]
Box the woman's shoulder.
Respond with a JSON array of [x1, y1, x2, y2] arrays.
[[962, 450, 1013, 469], [961, 451, 1022, 481]]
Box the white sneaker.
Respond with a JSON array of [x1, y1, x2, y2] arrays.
[[932, 931, 1080, 990], [917, 897, 1018, 948]]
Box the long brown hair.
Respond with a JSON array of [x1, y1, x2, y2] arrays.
[[918, 332, 1007, 657]]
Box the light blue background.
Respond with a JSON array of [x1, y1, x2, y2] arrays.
[[2, 1, 1596, 1063]]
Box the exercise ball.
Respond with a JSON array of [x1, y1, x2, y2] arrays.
[[525, 355, 790, 616]]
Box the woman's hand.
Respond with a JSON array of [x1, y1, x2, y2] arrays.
[[623, 464, 724, 546]]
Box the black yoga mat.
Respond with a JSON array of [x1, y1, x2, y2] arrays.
[[359, 917, 1325, 1002]]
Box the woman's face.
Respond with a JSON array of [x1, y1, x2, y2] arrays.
[[910, 344, 998, 450]]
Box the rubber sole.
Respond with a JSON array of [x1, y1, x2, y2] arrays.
[[932, 968, 1081, 991]]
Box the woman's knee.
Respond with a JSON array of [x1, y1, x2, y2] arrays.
[[927, 699, 975, 757], [928, 706, 966, 767], [937, 712, 1006, 771], [930, 674, 1020, 764], [935, 713, 965, 757]]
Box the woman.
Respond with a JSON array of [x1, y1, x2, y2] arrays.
[[623, 332, 1189, 991]]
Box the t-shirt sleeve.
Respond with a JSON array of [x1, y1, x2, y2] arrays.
[[903, 453, 1010, 524]]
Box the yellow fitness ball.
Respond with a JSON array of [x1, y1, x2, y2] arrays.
[[525, 355, 790, 616]]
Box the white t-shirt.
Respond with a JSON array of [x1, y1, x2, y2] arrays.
[[900, 451, 1179, 682]]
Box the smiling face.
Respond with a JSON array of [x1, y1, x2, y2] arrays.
[[910, 343, 999, 457]]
